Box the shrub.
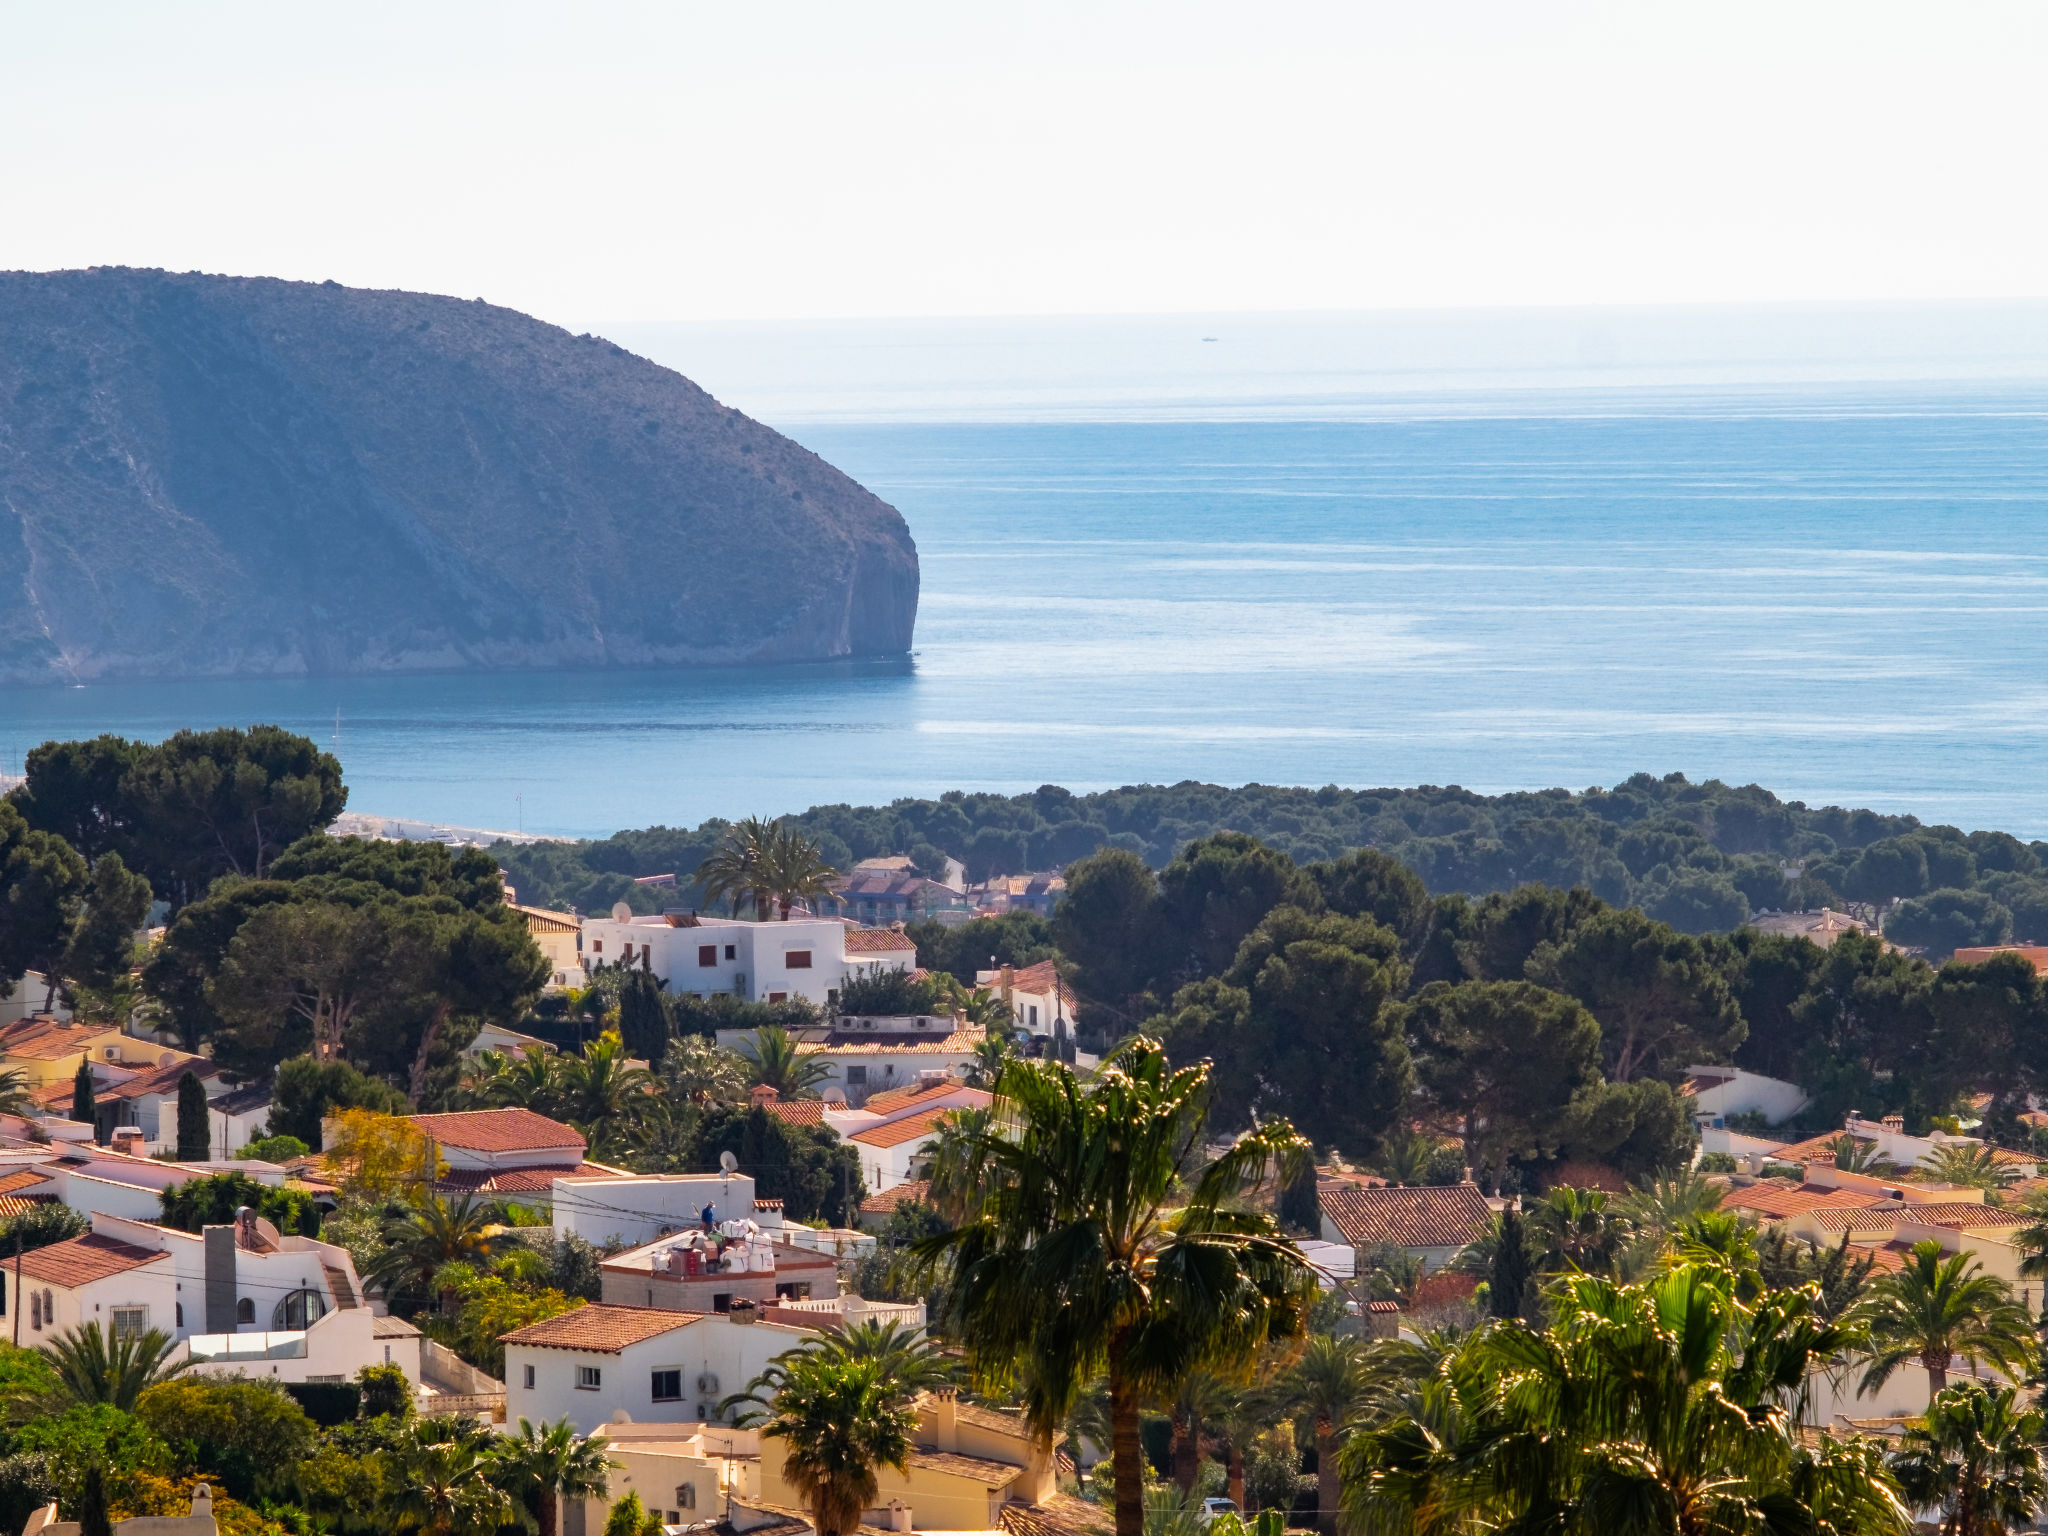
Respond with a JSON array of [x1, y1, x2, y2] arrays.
[[234, 1134, 310, 1164], [159, 1173, 320, 1237], [835, 967, 947, 1017]]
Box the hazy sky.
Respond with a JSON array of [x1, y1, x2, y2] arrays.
[[4, 3, 2045, 325]]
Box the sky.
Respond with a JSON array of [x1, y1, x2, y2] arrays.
[[2, 3, 2045, 326]]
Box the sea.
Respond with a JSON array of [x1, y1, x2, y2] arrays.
[[6, 303, 2048, 843]]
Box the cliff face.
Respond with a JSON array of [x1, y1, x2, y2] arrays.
[[0, 269, 919, 685]]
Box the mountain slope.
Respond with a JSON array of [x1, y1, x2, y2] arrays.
[[0, 268, 919, 684]]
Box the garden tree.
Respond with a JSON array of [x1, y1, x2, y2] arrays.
[[1155, 906, 1411, 1157], [1526, 905, 1745, 1082], [138, 877, 299, 1051], [116, 726, 347, 905], [722, 1319, 953, 1422], [1722, 928, 1828, 1082], [1398, 980, 1602, 1189], [461, 1046, 564, 1112], [59, 853, 151, 1001], [208, 902, 407, 1067], [5, 736, 146, 864], [1338, 1264, 1906, 1536], [1857, 1241, 2035, 1399], [365, 1193, 509, 1313], [1888, 888, 2014, 959], [1487, 1206, 1533, 1320], [1522, 1186, 1624, 1276], [377, 1426, 515, 1536], [690, 1103, 863, 1225], [1305, 847, 1431, 949], [0, 1202, 86, 1257], [1916, 952, 2048, 1114], [70, 1062, 94, 1129], [1845, 836, 1930, 929], [0, 801, 88, 1006], [38, 1323, 190, 1411], [174, 1072, 210, 1161], [693, 817, 779, 920], [428, 1266, 583, 1376], [1284, 1335, 1367, 1536], [1784, 931, 1934, 1128], [1556, 1075, 1697, 1184], [1050, 848, 1168, 1025], [235, 1133, 309, 1163], [922, 1041, 1316, 1536], [1153, 832, 1318, 986], [358, 1361, 414, 1419], [657, 1035, 750, 1109], [615, 969, 669, 1061], [900, 911, 1056, 986], [1754, 1227, 1878, 1325], [757, 1354, 915, 1536], [1891, 1383, 2047, 1536], [737, 1025, 834, 1099], [367, 904, 550, 1104], [1449, 883, 1608, 986], [134, 1377, 317, 1502], [325, 1109, 444, 1199], [549, 1032, 654, 1130], [267, 834, 509, 913], [764, 824, 837, 920], [160, 1171, 322, 1236], [1277, 1158, 1320, 1236], [269, 1056, 410, 1150], [1637, 866, 1751, 935]]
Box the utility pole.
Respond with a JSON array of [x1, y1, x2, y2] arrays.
[[12, 1231, 21, 1347]]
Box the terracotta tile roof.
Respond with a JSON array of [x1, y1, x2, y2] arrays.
[[498, 1302, 690, 1352], [410, 1108, 586, 1154], [0, 1019, 116, 1061], [372, 1314, 423, 1338], [1320, 1183, 1492, 1251], [18, 1232, 168, 1287], [432, 1159, 616, 1195], [990, 961, 1077, 1008], [1408, 1271, 1482, 1311], [0, 1169, 54, 1197], [798, 1030, 984, 1056], [953, 1400, 1034, 1439], [998, 1495, 1113, 1536], [1768, 1132, 1865, 1165], [1723, 1184, 1885, 1219], [860, 1180, 933, 1215], [909, 1449, 1023, 1487], [1801, 1206, 1913, 1235], [95, 1060, 220, 1102], [753, 1198, 785, 1211], [844, 928, 918, 954], [860, 1082, 988, 1117], [1896, 1202, 2033, 1229], [511, 905, 581, 934], [767, 1100, 825, 1126], [850, 1105, 959, 1150], [0, 1196, 53, 1220], [1851, 1240, 1918, 1275]]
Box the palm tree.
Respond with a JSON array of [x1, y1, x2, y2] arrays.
[[1340, 1263, 1907, 1535], [724, 1318, 952, 1422], [1921, 1143, 2017, 1194], [766, 826, 838, 921], [1162, 1369, 1231, 1495], [759, 1353, 915, 1536], [1286, 1335, 1367, 1536], [1371, 1131, 1439, 1188], [659, 1035, 750, 1108], [1614, 1167, 1726, 1277], [368, 1191, 510, 1312], [924, 1105, 993, 1221], [465, 1044, 560, 1114], [739, 1024, 834, 1099], [0, 1066, 34, 1119], [962, 1031, 1017, 1090], [922, 1039, 1317, 1536], [39, 1322, 188, 1410], [1857, 1240, 2036, 1399], [553, 1031, 655, 1130], [1891, 1381, 2047, 1536], [1833, 1134, 1897, 1175], [380, 1428, 517, 1536], [1523, 1186, 1624, 1276], [694, 818, 780, 921], [491, 1417, 615, 1536]]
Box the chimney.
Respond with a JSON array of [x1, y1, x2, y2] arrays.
[[885, 1504, 912, 1532], [110, 1126, 145, 1156], [1881, 1114, 1905, 1134], [930, 1387, 958, 1451], [750, 1084, 780, 1107]]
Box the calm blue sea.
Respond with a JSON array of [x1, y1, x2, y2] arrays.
[[5, 385, 2048, 840]]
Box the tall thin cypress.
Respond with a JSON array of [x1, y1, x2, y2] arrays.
[[71, 1061, 95, 1138], [1490, 1205, 1533, 1321], [175, 1070, 211, 1161]]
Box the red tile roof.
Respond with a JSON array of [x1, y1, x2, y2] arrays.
[[1723, 1184, 1885, 1219], [410, 1108, 585, 1153], [1320, 1183, 1493, 1251], [18, 1232, 168, 1287], [1408, 1271, 1482, 1311], [0, 1169, 54, 1197], [0, 1019, 117, 1061], [767, 1100, 826, 1126], [498, 1302, 689, 1352], [845, 928, 918, 954], [990, 960, 1076, 1008], [861, 1180, 933, 1215], [850, 1104, 960, 1149], [908, 1450, 1023, 1487], [433, 1160, 620, 1195], [860, 1081, 984, 1117], [798, 1030, 984, 1056]]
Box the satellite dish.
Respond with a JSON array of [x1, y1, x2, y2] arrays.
[[719, 1150, 739, 1174], [611, 901, 633, 922]]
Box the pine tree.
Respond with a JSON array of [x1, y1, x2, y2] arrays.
[[175, 1070, 210, 1161], [71, 1060, 95, 1136], [1490, 1205, 1533, 1320]]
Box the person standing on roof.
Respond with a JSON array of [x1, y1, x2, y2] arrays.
[[701, 1201, 716, 1232]]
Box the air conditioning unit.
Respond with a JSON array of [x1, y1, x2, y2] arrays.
[[697, 1372, 719, 1395], [696, 1402, 717, 1423]]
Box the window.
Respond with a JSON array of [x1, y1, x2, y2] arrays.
[[524, 1364, 536, 1389], [29, 1292, 40, 1331], [651, 1369, 682, 1401], [724, 944, 736, 960], [591, 940, 603, 954], [699, 945, 718, 967], [846, 1065, 866, 1086], [767, 992, 787, 1003], [40, 1291, 51, 1326], [273, 1287, 328, 1331], [711, 1293, 732, 1313], [678, 1487, 696, 1511], [111, 1307, 148, 1343], [577, 1366, 602, 1391], [785, 950, 812, 969], [175, 1303, 183, 1328], [1028, 1005, 1039, 1028], [236, 1298, 256, 1325]]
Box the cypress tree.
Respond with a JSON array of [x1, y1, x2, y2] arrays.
[[617, 969, 672, 1063], [1489, 1205, 1532, 1321], [1278, 1155, 1322, 1236], [176, 1070, 211, 1161], [75, 1461, 111, 1536], [70, 1061, 95, 1136]]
